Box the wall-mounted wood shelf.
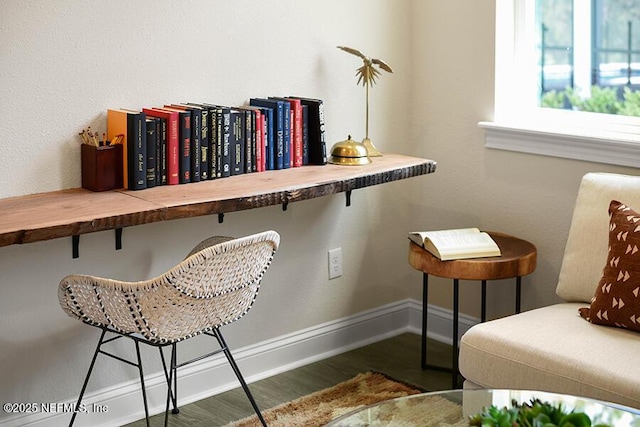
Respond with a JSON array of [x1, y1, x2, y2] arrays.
[[0, 154, 436, 253]]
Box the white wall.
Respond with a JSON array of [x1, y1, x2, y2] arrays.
[[408, 0, 639, 317], [0, 0, 418, 421]]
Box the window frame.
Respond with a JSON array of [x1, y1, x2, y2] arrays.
[[482, 0, 640, 168]]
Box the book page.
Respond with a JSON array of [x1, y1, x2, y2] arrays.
[[422, 228, 480, 239], [408, 228, 479, 244], [428, 232, 496, 253]]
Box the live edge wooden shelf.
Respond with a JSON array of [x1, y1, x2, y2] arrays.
[[0, 153, 436, 256]]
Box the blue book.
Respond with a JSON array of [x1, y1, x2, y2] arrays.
[[250, 98, 285, 170], [269, 97, 291, 168]]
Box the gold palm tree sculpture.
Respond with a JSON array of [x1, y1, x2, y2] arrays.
[[337, 45, 393, 156]]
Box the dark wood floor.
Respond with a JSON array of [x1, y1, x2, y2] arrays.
[[125, 332, 457, 426]]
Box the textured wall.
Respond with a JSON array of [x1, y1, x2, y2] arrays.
[[0, 0, 416, 415], [408, 0, 639, 317]]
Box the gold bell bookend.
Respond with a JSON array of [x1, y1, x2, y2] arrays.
[[328, 135, 371, 166]]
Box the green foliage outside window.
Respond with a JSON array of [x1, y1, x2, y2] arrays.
[[542, 87, 640, 116]]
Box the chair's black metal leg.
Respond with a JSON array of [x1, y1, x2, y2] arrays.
[[159, 344, 180, 427], [452, 279, 460, 389], [161, 344, 178, 427], [69, 329, 107, 426], [163, 347, 171, 427], [481, 280, 487, 322], [134, 341, 150, 427], [213, 330, 268, 427], [172, 343, 178, 414], [421, 273, 429, 369]]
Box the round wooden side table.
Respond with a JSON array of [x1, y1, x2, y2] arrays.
[[408, 231, 537, 388]]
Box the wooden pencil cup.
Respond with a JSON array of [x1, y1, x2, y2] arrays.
[[81, 144, 123, 191]]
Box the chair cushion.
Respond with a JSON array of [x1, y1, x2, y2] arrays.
[[459, 303, 640, 409], [557, 173, 640, 303], [578, 200, 640, 331]]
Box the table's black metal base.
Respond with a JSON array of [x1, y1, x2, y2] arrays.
[[421, 273, 522, 389]]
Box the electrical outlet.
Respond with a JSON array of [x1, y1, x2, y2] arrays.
[[328, 247, 343, 279]]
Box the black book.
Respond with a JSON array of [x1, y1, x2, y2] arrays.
[[145, 117, 158, 188], [199, 106, 210, 180], [301, 104, 309, 165], [188, 107, 201, 182], [220, 107, 232, 178], [201, 103, 231, 178], [236, 106, 257, 173], [230, 110, 245, 175], [289, 97, 327, 165], [157, 116, 167, 185], [175, 104, 209, 181], [167, 105, 201, 182], [187, 103, 219, 180], [126, 110, 147, 190], [212, 105, 227, 178], [209, 106, 220, 179]]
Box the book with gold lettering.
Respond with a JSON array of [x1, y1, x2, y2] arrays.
[[159, 107, 191, 183], [107, 109, 146, 190], [289, 96, 327, 165], [143, 108, 179, 185]]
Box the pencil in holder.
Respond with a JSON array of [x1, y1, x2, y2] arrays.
[[81, 144, 123, 191]]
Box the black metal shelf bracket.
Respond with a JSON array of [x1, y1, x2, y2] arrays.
[[115, 228, 123, 250], [72, 235, 80, 259], [218, 213, 225, 224], [346, 190, 352, 207]]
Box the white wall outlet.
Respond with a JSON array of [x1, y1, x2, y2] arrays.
[[328, 248, 343, 280]]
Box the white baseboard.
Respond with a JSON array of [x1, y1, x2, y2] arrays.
[[8, 299, 478, 427]]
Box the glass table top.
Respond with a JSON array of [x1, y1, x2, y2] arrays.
[[326, 389, 640, 427]]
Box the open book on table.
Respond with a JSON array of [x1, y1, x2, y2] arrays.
[[408, 228, 501, 261]]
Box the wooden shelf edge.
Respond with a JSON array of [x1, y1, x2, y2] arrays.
[[0, 154, 436, 248]]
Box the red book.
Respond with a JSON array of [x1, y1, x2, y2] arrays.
[[255, 109, 264, 172], [284, 98, 303, 167], [142, 108, 180, 185]]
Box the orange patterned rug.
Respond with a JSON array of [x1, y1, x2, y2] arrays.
[[224, 371, 457, 427]]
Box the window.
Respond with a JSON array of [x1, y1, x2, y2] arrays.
[[481, 0, 640, 168], [539, 0, 640, 116]]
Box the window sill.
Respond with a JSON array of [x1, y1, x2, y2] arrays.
[[479, 121, 640, 168]]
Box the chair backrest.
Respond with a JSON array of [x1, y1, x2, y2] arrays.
[[556, 173, 640, 302], [59, 230, 280, 343]]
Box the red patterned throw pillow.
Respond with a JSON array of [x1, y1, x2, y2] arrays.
[[579, 200, 640, 331]]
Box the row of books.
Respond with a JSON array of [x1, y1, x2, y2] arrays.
[[106, 97, 327, 190]]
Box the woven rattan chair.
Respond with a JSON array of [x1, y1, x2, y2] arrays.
[[58, 230, 280, 427]]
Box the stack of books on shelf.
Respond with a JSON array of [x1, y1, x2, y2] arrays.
[[106, 97, 327, 191]]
